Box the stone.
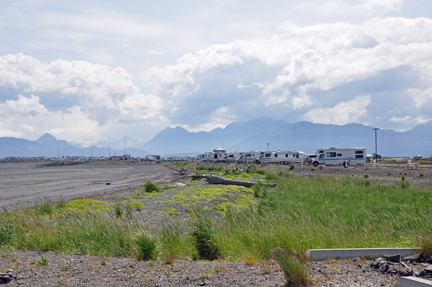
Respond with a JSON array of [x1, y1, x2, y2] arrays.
[[402, 253, 425, 263], [0, 276, 13, 284], [426, 256, 432, 264], [384, 254, 400, 263], [379, 263, 389, 273]]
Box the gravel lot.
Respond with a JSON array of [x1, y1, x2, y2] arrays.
[[0, 161, 179, 208]]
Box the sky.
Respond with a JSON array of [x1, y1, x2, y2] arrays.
[[1, 0, 432, 146]]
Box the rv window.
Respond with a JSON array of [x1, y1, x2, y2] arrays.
[[229, 155, 234, 158], [319, 154, 324, 159], [275, 154, 278, 157], [246, 154, 251, 157], [319, 151, 324, 153], [296, 154, 299, 158], [355, 151, 364, 154], [265, 153, 271, 157], [337, 153, 342, 157], [285, 154, 288, 157], [355, 155, 364, 158], [326, 152, 336, 157]]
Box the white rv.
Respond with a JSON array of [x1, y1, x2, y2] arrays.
[[311, 147, 366, 167], [221, 152, 241, 163], [255, 151, 274, 164], [270, 150, 306, 165], [237, 150, 262, 164]]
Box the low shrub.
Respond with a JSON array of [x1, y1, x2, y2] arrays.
[[190, 208, 221, 261], [135, 232, 158, 261], [289, 163, 295, 170], [114, 205, 123, 218], [271, 248, 313, 286], [363, 173, 369, 178], [144, 180, 161, 193]]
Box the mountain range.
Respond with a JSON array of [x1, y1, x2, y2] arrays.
[[1, 118, 431, 158]]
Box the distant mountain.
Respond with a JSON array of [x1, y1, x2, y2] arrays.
[[0, 133, 149, 158], [96, 136, 145, 150], [141, 118, 432, 157]]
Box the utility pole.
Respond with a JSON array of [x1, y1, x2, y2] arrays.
[[91, 139, 93, 157], [124, 133, 126, 156], [373, 128, 379, 163], [267, 143, 270, 151], [108, 137, 110, 157]]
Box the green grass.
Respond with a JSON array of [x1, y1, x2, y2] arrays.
[[124, 202, 145, 209], [1, 170, 431, 264]]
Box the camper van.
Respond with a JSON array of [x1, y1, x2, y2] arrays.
[[270, 150, 306, 165], [311, 147, 366, 167]]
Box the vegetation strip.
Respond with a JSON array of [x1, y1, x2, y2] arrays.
[[1, 162, 431, 286]]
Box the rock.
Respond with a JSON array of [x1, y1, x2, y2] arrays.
[[0, 276, 13, 284], [378, 263, 389, 273], [399, 269, 414, 277], [402, 253, 425, 263], [426, 256, 432, 264], [386, 266, 398, 274], [370, 257, 387, 269], [383, 254, 400, 263], [425, 265, 432, 274]]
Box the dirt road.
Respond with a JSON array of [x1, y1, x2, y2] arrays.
[[0, 161, 177, 208]]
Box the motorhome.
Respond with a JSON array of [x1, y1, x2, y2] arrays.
[[237, 150, 262, 164], [270, 150, 306, 165], [312, 147, 366, 167], [255, 151, 274, 164], [221, 152, 241, 163]]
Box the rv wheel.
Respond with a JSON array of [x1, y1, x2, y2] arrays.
[[313, 162, 319, 167]]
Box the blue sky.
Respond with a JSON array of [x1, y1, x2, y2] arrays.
[[1, 0, 432, 146]]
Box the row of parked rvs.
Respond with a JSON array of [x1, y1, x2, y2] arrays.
[[197, 147, 367, 166]]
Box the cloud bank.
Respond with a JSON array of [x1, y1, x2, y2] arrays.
[[1, 0, 432, 143]]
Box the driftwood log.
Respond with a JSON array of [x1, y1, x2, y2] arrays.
[[191, 175, 276, 188]]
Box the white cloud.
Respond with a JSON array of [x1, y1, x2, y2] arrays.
[[389, 115, 431, 131], [407, 87, 432, 107], [357, 0, 403, 13], [303, 95, 371, 125], [181, 107, 238, 132]]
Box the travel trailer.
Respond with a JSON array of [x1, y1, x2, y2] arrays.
[[270, 150, 306, 165], [311, 147, 366, 167]]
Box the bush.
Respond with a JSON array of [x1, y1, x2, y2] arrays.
[[135, 232, 159, 261], [363, 173, 369, 178], [144, 180, 161, 193], [271, 248, 313, 286], [289, 163, 295, 170], [37, 197, 54, 217], [0, 223, 15, 246], [190, 208, 221, 261], [114, 204, 123, 218]]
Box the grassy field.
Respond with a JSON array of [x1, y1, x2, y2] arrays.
[[1, 166, 431, 264]]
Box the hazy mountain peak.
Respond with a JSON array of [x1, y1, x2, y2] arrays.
[[36, 133, 58, 144]]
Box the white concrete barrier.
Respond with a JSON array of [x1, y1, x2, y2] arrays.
[[306, 248, 420, 261], [395, 277, 432, 287]]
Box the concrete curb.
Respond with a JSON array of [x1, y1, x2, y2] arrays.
[[306, 248, 421, 261], [394, 277, 432, 287]]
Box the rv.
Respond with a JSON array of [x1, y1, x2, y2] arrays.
[[255, 151, 274, 164], [270, 150, 306, 165], [237, 150, 262, 164], [221, 152, 241, 163], [312, 147, 366, 167]]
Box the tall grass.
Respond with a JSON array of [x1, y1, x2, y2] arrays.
[[1, 171, 431, 264]]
